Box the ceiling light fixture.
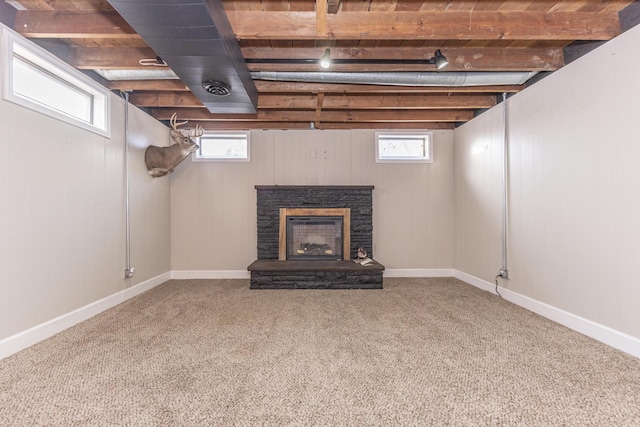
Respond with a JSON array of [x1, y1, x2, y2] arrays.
[[433, 49, 449, 70], [319, 48, 331, 69]]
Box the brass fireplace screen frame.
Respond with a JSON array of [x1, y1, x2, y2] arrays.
[[279, 208, 351, 261]]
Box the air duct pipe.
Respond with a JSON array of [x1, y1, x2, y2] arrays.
[[250, 71, 538, 86]]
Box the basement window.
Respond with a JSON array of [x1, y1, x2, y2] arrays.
[[193, 131, 251, 162], [1, 28, 110, 137], [375, 132, 433, 163]]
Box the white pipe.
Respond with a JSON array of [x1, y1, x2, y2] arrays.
[[499, 93, 509, 280], [122, 92, 134, 279], [250, 71, 538, 86]]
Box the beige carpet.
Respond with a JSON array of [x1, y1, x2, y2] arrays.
[[1, 278, 639, 426]]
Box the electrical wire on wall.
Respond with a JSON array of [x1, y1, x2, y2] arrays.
[[121, 91, 135, 279]]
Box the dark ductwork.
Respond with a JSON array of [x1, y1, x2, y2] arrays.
[[107, 0, 257, 114]]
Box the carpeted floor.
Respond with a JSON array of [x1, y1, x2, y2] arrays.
[[1, 277, 639, 426]]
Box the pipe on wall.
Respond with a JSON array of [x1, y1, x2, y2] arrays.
[[499, 93, 509, 281], [122, 91, 134, 279]]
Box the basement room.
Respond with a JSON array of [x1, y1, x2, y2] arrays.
[[1, 1, 640, 425]]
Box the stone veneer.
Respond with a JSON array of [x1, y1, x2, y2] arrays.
[[255, 185, 374, 260], [250, 185, 382, 289]]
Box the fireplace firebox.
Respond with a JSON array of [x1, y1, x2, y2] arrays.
[[286, 216, 343, 260], [278, 207, 350, 261]]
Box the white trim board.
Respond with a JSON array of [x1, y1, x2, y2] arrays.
[[0, 272, 170, 360], [453, 270, 640, 359]]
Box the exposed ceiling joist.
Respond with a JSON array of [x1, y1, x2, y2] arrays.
[[7, 0, 635, 131], [225, 11, 622, 41], [129, 92, 497, 110], [68, 46, 563, 72], [14, 10, 622, 41], [150, 108, 475, 123]]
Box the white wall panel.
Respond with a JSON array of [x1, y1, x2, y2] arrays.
[[171, 129, 454, 271], [454, 24, 640, 339], [0, 90, 171, 340]]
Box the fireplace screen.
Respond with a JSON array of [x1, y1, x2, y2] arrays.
[[286, 216, 343, 260], [279, 207, 350, 261]]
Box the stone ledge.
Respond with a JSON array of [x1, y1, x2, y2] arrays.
[[248, 259, 384, 289]]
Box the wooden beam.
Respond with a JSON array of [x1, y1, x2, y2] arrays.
[[317, 122, 455, 130], [187, 121, 456, 130], [67, 45, 562, 72], [316, 0, 327, 37], [14, 10, 621, 41], [150, 108, 474, 122], [186, 121, 456, 130], [69, 47, 160, 69], [226, 11, 621, 40], [255, 94, 496, 109], [131, 92, 496, 109], [314, 92, 324, 129], [318, 94, 497, 110], [15, 10, 138, 38], [129, 92, 203, 107], [106, 80, 190, 92], [318, 109, 474, 122]]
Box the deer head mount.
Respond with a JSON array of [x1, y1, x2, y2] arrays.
[[144, 113, 203, 178]]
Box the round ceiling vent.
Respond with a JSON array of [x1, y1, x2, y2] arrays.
[[202, 80, 231, 96]]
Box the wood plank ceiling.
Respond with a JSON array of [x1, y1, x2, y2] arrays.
[[7, 0, 637, 130]]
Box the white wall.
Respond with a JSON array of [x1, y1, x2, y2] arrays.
[[454, 24, 640, 339], [171, 129, 455, 271], [0, 60, 171, 340]]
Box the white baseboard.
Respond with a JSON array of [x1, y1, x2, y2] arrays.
[[170, 270, 251, 280], [453, 270, 640, 359], [384, 268, 454, 278], [0, 272, 170, 360]]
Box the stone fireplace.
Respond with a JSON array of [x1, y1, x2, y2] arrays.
[[248, 185, 384, 289]]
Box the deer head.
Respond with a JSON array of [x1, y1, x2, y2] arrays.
[[144, 113, 203, 178]]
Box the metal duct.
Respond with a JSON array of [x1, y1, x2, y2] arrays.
[[250, 71, 538, 86], [108, 0, 257, 114]]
